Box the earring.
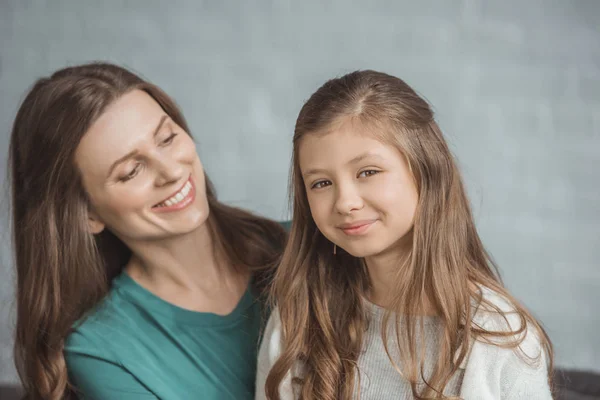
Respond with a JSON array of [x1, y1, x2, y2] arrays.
[[333, 244, 337, 255]]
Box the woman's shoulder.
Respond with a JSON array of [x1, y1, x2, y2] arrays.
[[278, 220, 292, 231], [65, 282, 138, 352]]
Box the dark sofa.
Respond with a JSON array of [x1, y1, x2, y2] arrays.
[[1, 369, 598, 399]]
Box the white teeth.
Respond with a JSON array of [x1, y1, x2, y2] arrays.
[[157, 180, 192, 207]]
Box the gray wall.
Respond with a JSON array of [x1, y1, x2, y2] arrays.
[[1, 0, 599, 384]]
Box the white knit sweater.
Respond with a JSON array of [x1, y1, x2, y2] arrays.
[[256, 287, 553, 399]]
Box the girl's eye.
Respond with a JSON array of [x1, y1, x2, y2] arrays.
[[311, 180, 332, 189], [119, 163, 141, 182], [162, 133, 177, 145], [358, 169, 380, 178]]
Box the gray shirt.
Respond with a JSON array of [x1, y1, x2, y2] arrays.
[[257, 286, 553, 400], [357, 301, 463, 399]]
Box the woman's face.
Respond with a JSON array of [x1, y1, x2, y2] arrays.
[[75, 89, 209, 243]]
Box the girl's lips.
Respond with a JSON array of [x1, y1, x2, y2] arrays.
[[339, 220, 376, 236], [152, 177, 195, 213]]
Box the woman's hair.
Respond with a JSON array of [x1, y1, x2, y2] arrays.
[[265, 70, 553, 399], [9, 62, 286, 399]]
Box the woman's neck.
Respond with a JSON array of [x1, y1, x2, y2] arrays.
[[122, 222, 249, 314]]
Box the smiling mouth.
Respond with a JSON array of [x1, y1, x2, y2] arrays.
[[153, 177, 193, 208], [338, 220, 377, 236]]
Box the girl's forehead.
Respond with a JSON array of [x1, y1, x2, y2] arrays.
[[298, 117, 397, 157], [318, 115, 397, 144], [298, 126, 404, 172]]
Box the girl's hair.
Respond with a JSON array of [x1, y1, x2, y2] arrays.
[[265, 70, 553, 399], [9, 62, 286, 399]]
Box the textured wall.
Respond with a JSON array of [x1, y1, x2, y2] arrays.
[[1, 0, 599, 384]]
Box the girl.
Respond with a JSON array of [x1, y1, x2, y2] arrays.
[[10, 62, 286, 399], [256, 70, 553, 399]]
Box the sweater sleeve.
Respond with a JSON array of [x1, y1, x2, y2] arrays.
[[460, 322, 553, 399], [501, 329, 553, 399], [256, 308, 296, 400], [460, 287, 553, 399]]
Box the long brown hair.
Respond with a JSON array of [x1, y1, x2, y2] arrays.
[[265, 70, 553, 399], [9, 62, 286, 399]]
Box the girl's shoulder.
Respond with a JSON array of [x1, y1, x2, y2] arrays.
[[256, 307, 298, 400], [260, 307, 284, 361], [460, 286, 552, 398], [466, 285, 548, 368], [471, 285, 530, 334]]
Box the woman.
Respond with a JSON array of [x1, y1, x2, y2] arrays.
[[257, 70, 553, 399], [10, 62, 286, 399]]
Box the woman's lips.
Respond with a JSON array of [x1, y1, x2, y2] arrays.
[[152, 176, 196, 213]]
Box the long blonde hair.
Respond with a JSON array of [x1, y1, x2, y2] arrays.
[[265, 70, 553, 399]]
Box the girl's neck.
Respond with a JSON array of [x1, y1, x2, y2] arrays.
[[364, 241, 437, 316], [364, 248, 407, 308]]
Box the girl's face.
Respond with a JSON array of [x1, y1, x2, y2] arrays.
[[75, 89, 209, 243], [298, 118, 418, 260]]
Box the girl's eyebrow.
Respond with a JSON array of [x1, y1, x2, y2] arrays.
[[348, 151, 384, 165], [302, 152, 384, 179], [302, 167, 328, 179]]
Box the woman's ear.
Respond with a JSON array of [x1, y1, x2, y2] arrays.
[[87, 210, 106, 234]]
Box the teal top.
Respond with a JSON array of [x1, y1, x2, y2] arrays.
[[64, 272, 263, 399]]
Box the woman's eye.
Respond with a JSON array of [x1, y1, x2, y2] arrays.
[[311, 180, 331, 189], [358, 169, 380, 178], [120, 163, 141, 182], [162, 133, 177, 145]]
